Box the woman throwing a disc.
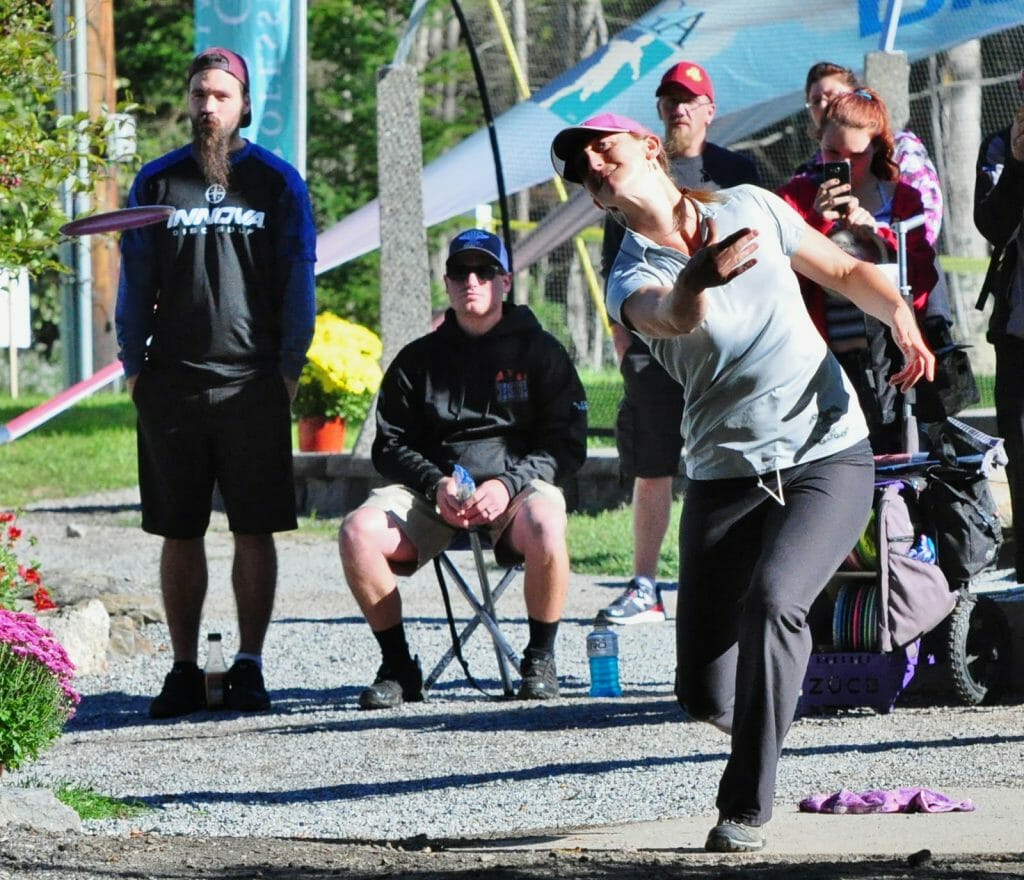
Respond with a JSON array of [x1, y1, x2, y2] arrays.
[[550, 114, 933, 853]]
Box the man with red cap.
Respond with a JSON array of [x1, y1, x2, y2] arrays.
[[597, 61, 761, 627], [116, 47, 317, 720]]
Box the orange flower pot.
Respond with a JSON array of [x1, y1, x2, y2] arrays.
[[297, 416, 346, 453]]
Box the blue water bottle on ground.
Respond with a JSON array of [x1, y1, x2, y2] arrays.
[[587, 617, 622, 697]]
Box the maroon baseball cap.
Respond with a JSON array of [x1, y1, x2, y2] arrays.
[[187, 47, 252, 128], [550, 113, 658, 183], [656, 61, 715, 102]]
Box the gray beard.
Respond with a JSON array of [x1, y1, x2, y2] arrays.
[[192, 120, 233, 189], [664, 126, 697, 159]]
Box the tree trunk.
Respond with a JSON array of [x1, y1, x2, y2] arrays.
[[938, 40, 990, 363]]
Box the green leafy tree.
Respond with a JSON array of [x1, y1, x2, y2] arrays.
[[0, 2, 113, 278]]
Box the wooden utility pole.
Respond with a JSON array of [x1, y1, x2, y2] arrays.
[[86, 0, 120, 371]]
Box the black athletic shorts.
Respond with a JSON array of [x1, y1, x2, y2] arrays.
[[615, 336, 686, 480], [134, 370, 297, 539]]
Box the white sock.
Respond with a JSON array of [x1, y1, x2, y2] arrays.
[[632, 576, 657, 594], [234, 652, 263, 669]]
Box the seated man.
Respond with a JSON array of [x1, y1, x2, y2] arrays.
[[339, 228, 588, 710]]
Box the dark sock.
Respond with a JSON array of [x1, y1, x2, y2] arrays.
[[526, 618, 559, 657], [172, 660, 200, 672], [373, 623, 413, 668]]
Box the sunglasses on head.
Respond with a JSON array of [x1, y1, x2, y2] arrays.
[[447, 264, 501, 281]]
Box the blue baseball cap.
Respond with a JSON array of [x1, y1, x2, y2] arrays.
[[447, 228, 510, 273]]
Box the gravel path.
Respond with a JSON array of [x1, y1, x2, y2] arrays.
[[7, 490, 1024, 843]]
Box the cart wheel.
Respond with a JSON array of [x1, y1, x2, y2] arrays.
[[945, 594, 1011, 705]]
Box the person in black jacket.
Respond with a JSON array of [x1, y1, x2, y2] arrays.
[[339, 229, 588, 709], [975, 69, 1024, 582]]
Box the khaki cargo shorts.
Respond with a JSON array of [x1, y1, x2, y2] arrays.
[[360, 479, 565, 570]]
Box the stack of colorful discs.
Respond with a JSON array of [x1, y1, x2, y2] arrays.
[[832, 583, 880, 651]]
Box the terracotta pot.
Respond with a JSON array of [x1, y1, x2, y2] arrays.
[[297, 416, 346, 453]]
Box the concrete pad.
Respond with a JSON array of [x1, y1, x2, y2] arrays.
[[478, 787, 1022, 857]]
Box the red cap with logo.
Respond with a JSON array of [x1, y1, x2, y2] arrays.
[[656, 61, 715, 102]]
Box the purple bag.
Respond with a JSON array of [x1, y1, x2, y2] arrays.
[[876, 483, 955, 652]]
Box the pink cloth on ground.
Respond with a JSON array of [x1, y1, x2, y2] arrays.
[[799, 788, 975, 814]]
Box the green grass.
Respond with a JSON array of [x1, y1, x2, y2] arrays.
[[577, 367, 622, 437], [567, 498, 682, 578], [0, 393, 138, 508], [54, 783, 148, 820]]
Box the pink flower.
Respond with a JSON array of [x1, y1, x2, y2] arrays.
[[0, 610, 79, 709]]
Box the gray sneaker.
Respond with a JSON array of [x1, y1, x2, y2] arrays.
[[599, 578, 666, 625], [704, 818, 766, 852]]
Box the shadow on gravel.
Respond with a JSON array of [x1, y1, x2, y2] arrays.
[[121, 749, 728, 811]]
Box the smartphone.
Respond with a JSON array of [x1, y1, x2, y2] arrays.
[[817, 160, 851, 215]]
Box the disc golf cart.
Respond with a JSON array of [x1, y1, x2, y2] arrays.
[[799, 418, 1012, 714], [798, 216, 1014, 714]]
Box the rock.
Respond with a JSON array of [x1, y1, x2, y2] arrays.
[[97, 593, 165, 625], [0, 788, 81, 833], [38, 599, 111, 676], [65, 523, 85, 538], [46, 569, 124, 605], [108, 615, 155, 657]]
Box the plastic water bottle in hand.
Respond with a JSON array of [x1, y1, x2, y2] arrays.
[[587, 617, 622, 697], [452, 464, 476, 503]]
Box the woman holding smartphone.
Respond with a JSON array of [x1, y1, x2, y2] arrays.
[[799, 61, 943, 246], [777, 87, 939, 450], [550, 114, 933, 854]]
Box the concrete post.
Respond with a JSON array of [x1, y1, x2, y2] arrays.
[[353, 64, 432, 458], [864, 50, 910, 130]]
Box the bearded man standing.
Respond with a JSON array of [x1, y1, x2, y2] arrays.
[[116, 47, 317, 719]]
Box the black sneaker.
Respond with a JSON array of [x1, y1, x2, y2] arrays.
[[599, 578, 666, 625], [517, 649, 559, 700], [149, 662, 206, 719], [704, 818, 767, 853], [358, 657, 424, 710], [225, 659, 272, 712]]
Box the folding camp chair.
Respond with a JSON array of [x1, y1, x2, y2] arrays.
[[423, 529, 523, 696]]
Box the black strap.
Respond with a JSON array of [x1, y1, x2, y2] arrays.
[[432, 556, 502, 699]]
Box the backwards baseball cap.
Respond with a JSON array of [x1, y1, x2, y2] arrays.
[[550, 112, 657, 184], [187, 47, 252, 128], [656, 61, 715, 102], [447, 228, 510, 273]]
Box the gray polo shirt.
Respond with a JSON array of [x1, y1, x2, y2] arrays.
[[606, 185, 869, 481]]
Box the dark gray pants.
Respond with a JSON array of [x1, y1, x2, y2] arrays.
[[674, 440, 873, 825]]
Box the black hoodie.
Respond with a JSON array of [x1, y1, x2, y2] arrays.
[[372, 304, 588, 500]]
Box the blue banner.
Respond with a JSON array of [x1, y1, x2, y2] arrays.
[[194, 0, 302, 170]]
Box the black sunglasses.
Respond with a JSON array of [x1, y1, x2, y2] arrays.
[[447, 264, 500, 281]]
